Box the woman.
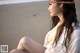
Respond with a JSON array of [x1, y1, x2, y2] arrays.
[[9, 0, 80, 53]]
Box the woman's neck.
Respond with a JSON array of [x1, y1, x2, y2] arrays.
[[57, 12, 64, 26]]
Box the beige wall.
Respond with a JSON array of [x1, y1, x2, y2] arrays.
[[0, 1, 50, 52], [0, 1, 80, 52]]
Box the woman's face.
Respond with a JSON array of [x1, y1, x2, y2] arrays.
[[48, 0, 62, 17]]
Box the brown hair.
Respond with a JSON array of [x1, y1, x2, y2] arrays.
[[50, 0, 78, 51]]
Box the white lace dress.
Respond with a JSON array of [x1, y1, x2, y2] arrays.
[[44, 23, 80, 53]]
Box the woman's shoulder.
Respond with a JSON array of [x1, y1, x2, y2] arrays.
[[68, 22, 80, 53], [71, 22, 80, 40], [73, 22, 80, 32]]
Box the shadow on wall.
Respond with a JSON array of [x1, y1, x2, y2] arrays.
[[0, 1, 80, 52]]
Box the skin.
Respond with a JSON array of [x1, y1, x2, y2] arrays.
[[48, 0, 64, 24], [9, 0, 64, 53], [48, 0, 64, 44]]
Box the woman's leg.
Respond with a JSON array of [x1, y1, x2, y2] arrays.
[[17, 36, 46, 53], [9, 49, 29, 53]]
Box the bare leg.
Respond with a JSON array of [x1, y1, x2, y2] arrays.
[[17, 36, 46, 53], [9, 49, 29, 53]]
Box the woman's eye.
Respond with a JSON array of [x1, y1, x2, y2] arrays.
[[49, 3, 52, 5]]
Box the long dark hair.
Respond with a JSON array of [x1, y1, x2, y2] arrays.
[[50, 0, 78, 51]]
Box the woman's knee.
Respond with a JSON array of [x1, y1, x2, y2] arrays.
[[17, 36, 31, 49], [20, 36, 30, 45]]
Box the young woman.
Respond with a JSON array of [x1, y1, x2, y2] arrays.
[[9, 0, 80, 53]]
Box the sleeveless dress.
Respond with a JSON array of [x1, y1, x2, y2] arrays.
[[44, 23, 80, 53]]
